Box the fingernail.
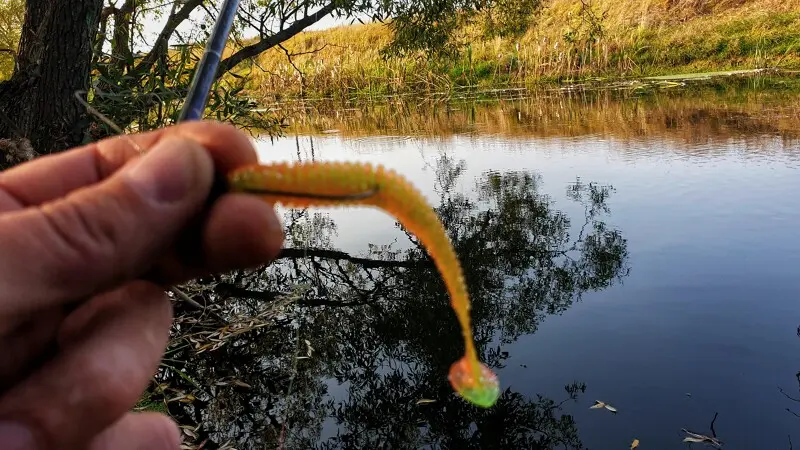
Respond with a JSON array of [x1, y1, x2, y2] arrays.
[[123, 137, 197, 204], [0, 422, 36, 450]]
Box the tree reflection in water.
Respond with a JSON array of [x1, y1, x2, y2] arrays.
[[154, 154, 630, 449]]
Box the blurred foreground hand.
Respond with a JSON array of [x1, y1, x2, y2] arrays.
[[0, 121, 284, 450]]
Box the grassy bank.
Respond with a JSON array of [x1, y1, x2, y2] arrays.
[[246, 0, 800, 100]]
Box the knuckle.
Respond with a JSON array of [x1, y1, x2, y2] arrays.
[[37, 192, 129, 283]]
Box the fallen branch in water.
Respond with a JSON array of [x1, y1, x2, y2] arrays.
[[276, 247, 430, 269], [681, 412, 723, 448], [710, 411, 719, 438], [214, 283, 382, 307]]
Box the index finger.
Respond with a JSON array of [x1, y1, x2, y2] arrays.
[[0, 121, 258, 210]]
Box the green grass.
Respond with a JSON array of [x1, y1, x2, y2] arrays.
[[241, 0, 800, 100]]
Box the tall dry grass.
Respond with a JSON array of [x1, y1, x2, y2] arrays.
[[243, 0, 800, 100]]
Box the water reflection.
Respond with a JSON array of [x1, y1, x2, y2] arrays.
[[782, 327, 800, 424], [155, 154, 629, 449], [275, 77, 800, 159], [148, 77, 800, 449]]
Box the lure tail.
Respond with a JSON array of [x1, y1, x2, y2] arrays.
[[229, 161, 500, 408]]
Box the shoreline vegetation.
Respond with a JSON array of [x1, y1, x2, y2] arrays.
[[263, 75, 800, 143], [242, 0, 800, 101]]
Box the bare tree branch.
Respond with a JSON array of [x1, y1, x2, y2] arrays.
[[710, 411, 719, 438], [215, 2, 335, 80], [278, 43, 306, 93], [214, 282, 381, 307], [277, 247, 430, 269], [780, 386, 800, 403], [132, 0, 204, 76]]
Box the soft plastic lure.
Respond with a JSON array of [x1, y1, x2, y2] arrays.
[[228, 161, 500, 408]]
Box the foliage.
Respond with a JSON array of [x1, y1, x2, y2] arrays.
[[0, 0, 24, 80], [89, 43, 287, 140], [83, 0, 544, 139], [380, 0, 542, 57], [9, 0, 796, 144], [0, 0, 544, 153], [246, 0, 800, 100], [479, 0, 543, 39]]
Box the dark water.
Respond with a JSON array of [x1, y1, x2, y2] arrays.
[[163, 79, 800, 449]]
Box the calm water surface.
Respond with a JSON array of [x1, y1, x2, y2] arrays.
[[173, 81, 800, 449]]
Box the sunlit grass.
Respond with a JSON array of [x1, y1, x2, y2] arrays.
[[245, 0, 800, 100]]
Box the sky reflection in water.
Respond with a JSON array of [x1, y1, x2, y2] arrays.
[[184, 83, 800, 448]]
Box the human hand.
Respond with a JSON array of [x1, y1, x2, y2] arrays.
[[0, 121, 284, 449]]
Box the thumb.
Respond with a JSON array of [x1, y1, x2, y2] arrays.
[[0, 136, 215, 317]]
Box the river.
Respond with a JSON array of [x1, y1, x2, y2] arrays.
[[164, 76, 800, 449]]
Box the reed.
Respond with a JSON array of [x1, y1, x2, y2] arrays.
[[243, 0, 800, 100]]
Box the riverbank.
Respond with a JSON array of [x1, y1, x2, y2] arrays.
[[245, 0, 800, 100], [264, 74, 800, 146]]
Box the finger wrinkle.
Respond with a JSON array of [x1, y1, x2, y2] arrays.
[[92, 142, 129, 181], [0, 144, 124, 208], [36, 196, 124, 285], [172, 122, 258, 169], [0, 179, 30, 210], [0, 186, 24, 211]]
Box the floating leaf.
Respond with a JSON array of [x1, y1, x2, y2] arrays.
[[631, 439, 640, 449], [180, 425, 199, 439], [589, 400, 617, 413], [232, 379, 251, 389]]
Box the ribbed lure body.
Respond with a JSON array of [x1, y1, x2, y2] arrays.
[[228, 161, 500, 408]]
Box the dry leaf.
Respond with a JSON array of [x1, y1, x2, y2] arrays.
[[589, 400, 617, 413], [681, 429, 722, 448], [416, 398, 437, 405], [631, 438, 640, 449], [181, 427, 198, 439], [232, 379, 252, 389]]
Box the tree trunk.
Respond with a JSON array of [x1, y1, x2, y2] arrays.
[[0, 0, 102, 165], [110, 0, 134, 75]]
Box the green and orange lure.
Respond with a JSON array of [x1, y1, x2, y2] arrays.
[[227, 161, 501, 408], [170, 0, 498, 409]]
